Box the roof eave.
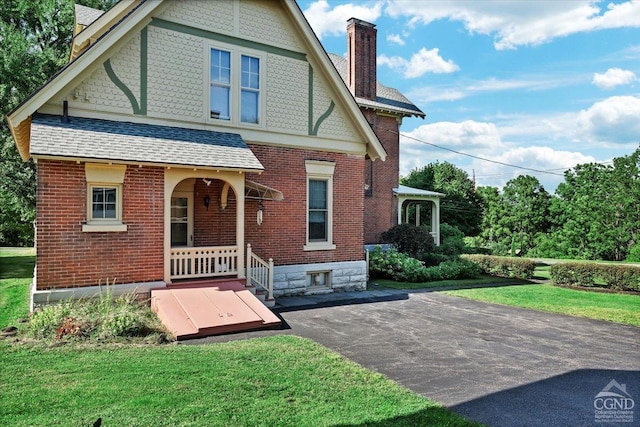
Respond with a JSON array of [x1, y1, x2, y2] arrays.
[[6, 0, 162, 161], [31, 154, 265, 173]]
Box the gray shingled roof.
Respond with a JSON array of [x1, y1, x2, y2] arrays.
[[30, 114, 264, 171], [328, 53, 425, 118], [75, 4, 105, 27]]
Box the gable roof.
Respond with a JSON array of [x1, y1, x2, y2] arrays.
[[328, 53, 425, 118], [31, 114, 263, 171], [7, 0, 387, 163]]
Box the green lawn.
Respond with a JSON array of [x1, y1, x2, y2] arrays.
[[0, 336, 482, 427], [0, 247, 34, 328], [0, 249, 481, 427], [444, 284, 640, 326]]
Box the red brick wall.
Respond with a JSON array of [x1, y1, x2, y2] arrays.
[[193, 178, 236, 246], [363, 111, 399, 243], [245, 145, 365, 265], [35, 160, 164, 290]]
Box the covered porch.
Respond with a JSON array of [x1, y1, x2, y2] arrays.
[[164, 170, 282, 302], [394, 185, 445, 246]]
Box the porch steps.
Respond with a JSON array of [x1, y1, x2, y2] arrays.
[[151, 283, 280, 340], [168, 278, 275, 307]]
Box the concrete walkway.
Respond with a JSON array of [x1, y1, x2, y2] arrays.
[[188, 288, 640, 427]]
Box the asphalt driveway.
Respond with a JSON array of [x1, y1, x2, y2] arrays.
[[191, 289, 640, 427]]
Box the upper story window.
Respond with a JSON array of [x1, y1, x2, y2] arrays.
[[241, 55, 260, 124], [209, 47, 261, 125], [210, 49, 231, 120]]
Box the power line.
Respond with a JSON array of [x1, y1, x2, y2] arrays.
[[398, 131, 566, 176]]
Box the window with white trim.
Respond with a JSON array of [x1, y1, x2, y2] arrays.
[[209, 46, 261, 125], [83, 164, 127, 232], [304, 160, 336, 251], [210, 48, 231, 120]]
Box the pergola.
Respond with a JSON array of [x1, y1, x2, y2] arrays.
[[393, 185, 445, 246]]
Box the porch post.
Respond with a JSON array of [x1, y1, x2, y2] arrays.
[[432, 199, 440, 246], [415, 203, 421, 227], [236, 175, 246, 279]]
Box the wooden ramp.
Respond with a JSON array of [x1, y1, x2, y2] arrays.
[[151, 283, 280, 340]]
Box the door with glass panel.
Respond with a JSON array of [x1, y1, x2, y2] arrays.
[[171, 193, 193, 247]]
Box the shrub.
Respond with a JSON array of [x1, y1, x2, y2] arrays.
[[462, 254, 536, 279], [368, 247, 481, 282], [436, 223, 466, 257], [625, 243, 640, 262], [551, 262, 640, 292], [380, 224, 435, 260], [23, 292, 168, 343], [29, 302, 77, 339]]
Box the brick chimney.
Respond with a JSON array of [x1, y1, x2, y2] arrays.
[[347, 18, 377, 101]]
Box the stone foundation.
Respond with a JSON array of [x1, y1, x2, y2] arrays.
[[273, 260, 367, 296]]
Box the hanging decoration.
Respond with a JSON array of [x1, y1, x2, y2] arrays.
[[257, 200, 264, 225]]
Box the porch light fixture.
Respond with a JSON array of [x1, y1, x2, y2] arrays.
[[204, 196, 210, 210], [257, 201, 264, 225]]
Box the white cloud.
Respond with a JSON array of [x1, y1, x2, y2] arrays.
[[403, 120, 503, 148], [386, 33, 405, 45], [470, 146, 596, 191], [378, 48, 459, 78], [302, 0, 383, 40], [399, 120, 503, 174], [384, 1, 640, 50], [577, 96, 640, 144], [592, 68, 637, 89], [407, 75, 576, 103]]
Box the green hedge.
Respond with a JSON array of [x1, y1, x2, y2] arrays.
[[368, 247, 481, 283], [461, 254, 536, 279], [550, 262, 640, 292]]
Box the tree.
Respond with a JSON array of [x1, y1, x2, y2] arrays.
[[0, 0, 116, 245], [476, 185, 510, 254], [401, 162, 483, 236], [499, 175, 551, 256], [546, 149, 640, 261]]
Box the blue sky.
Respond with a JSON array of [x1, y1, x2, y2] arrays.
[[298, 0, 640, 192]]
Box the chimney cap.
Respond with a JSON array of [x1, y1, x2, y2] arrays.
[[347, 17, 376, 29]]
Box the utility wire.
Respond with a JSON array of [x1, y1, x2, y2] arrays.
[[398, 131, 566, 176]]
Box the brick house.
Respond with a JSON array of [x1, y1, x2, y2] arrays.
[[7, 0, 436, 313]]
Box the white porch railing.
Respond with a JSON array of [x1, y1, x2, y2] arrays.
[[170, 246, 239, 280], [246, 244, 274, 301]]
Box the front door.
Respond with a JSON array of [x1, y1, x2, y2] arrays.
[[171, 193, 193, 246]]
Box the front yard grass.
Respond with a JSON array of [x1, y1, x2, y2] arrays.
[[0, 336, 482, 427], [0, 247, 34, 328], [444, 284, 640, 326], [0, 249, 482, 427]]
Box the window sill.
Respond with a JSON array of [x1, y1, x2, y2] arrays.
[[82, 223, 127, 233], [303, 242, 336, 251]]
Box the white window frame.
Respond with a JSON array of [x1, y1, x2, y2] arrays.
[[83, 163, 127, 232], [304, 160, 336, 251], [206, 43, 264, 127]]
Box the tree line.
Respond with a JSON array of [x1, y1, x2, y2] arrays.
[[402, 149, 640, 262], [1, 0, 117, 246]]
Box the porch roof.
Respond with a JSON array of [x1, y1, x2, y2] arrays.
[[30, 114, 264, 171], [393, 185, 445, 199]]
